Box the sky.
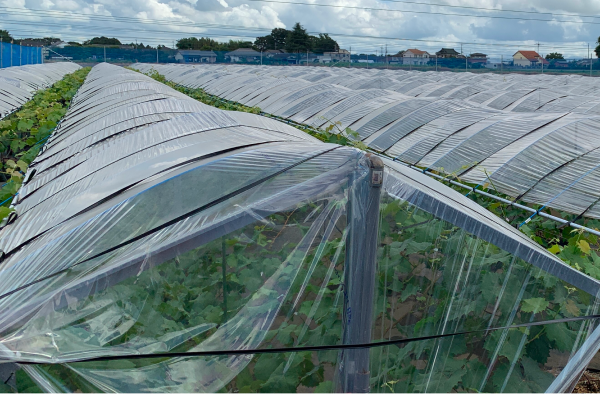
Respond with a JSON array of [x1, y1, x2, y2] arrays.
[[1, 0, 599, 58]]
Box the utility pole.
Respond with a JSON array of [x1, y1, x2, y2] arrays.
[[590, 43, 593, 77], [385, 44, 388, 69]]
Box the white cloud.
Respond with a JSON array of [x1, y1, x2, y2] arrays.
[[0, 0, 596, 57]]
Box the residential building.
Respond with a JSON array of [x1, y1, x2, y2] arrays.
[[468, 53, 488, 66], [513, 50, 549, 68], [389, 53, 403, 64], [436, 48, 460, 58], [551, 60, 569, 69], [265, 49, 284, 58], [402, 49, 431, 65], [175, 50, 217, 64], [318, 49, 351, 63], [225, 48, 261, 62]]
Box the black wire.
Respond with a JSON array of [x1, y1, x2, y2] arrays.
[[2, 1, 600, 27], [0, 146, 341, 302], [10, 313, 600, 365]]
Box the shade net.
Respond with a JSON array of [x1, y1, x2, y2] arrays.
[[1, 64, 600, 393]]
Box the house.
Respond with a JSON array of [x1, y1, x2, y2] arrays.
[[225, 48, 261, 62], [389, 53, 404, 64], [551, 60, 569, 69], [436, 48, 460, 58], [318, 49, 351, 63], [265, 49, 284, 58], [513, 50, 549, 68], [175, 50, 217, 64], [402, 49, 431, 65], [468, 53, 488, 66]]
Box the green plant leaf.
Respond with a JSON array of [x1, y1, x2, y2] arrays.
[[521, 298, 549, 314]]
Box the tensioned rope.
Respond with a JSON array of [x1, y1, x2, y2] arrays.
[[6, 313, 600, 365]]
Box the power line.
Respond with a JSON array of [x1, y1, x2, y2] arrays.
[[241, 0, 600, 25], [0, 1, 599, 34], [0, 18, 589, 51], [378, 0, 600, 19]]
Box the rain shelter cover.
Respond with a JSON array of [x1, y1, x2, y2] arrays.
[[1, 63, 600, 393], [0, 63, 80, 120], [133, 63, 600, 219]]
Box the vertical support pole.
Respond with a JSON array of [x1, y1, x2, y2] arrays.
[[157, 47, 159, 64], [435, 54, 437, 72], [501, 55, 503, 75], [222, 237, 228, 323], [338, 154, 383, 393], [1, 37, 3, 69], [590, 44, 593, 77]]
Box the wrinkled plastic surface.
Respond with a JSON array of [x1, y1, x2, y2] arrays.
[[0, 62, 79, 119], [133, 63, 600, 218], [2, 64, 600, 394]]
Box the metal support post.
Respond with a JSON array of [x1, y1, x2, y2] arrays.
[[337, 153, 383, 393], [1, 37, 3, 69], [590, 44, 593, 77], [156, 47, 159, 63], [435, 54, 437, 72]]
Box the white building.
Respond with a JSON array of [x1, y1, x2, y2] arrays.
[[402, 49, 431, 66], [318, 49, 351, 63]]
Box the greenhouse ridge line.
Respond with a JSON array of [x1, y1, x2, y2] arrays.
[[8, 313, 600, 365], [192, 90, 600, 238]]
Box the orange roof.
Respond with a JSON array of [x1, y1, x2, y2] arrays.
[[406, 48, 428, 55], [515, 50, 542, 61]]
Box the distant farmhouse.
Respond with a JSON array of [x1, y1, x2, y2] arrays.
[[225, 48, 261, 63], [402, 49, 431, 65], [436, 48, 460, 58], [175, 50, 217, 64], [317, 49, 351, 63], [513, 50, 549, 68], [469, 53, 488, 66]]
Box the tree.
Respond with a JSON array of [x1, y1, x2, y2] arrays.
[[254, 36, 269, 52], [84, 37, 122, 46], [546, 52, 564, 60], [271, 28, 289, 50], [285, 23, 311, 53], [311, 33, 339, 53], [595, 36, 600, 58], [0, 30, 14, 42]]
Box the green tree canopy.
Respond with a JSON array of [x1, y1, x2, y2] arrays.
[[0, 30, 14, 42], [311, 33, 338, 53], [285, 23, 311, 53], [595, 36, 600, 58], [177, 37, 252, 51], [546, 52, 564, 60], [254, 28, 291, 51], [84, 37, 122, 46]]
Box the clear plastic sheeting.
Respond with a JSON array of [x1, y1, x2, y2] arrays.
[[132, 63, 600, 218], [2, 63, 600, 394], [0, 63, 80, 119]]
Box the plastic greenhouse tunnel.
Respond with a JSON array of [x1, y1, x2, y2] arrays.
[[0, 63, 599, 393]]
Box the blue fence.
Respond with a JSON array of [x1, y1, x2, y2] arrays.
[[0, 42, 43, 68]]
